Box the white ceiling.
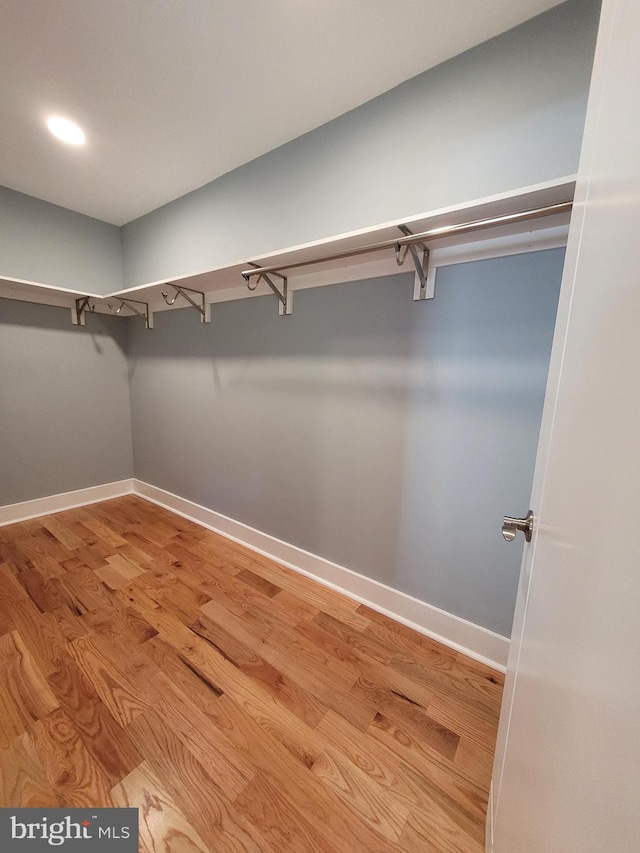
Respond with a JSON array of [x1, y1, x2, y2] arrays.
[[0, 0, 565, 226]]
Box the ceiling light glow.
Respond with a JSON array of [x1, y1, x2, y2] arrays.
[[46, 116, 86, 146]]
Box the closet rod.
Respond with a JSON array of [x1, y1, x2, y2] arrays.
[[242, 200, 573, 281]]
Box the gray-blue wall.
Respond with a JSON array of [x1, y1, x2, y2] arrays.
[[120, 0, 599, 288], [0, 299, 133, 504], [0, 186, 122, 294], [128, 250, 564, 637]]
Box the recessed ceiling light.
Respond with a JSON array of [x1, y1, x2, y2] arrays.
[[46, 116, 86, 146]]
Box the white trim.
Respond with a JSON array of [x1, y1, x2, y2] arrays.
[[0, 273, 95, 297], [0, 479, 134, 526], [487, 781, 495, 852], [133, 479, 509, 671]]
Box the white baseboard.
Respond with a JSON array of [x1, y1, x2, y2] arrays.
[[487, 781, 495, 852], [133, 479, 509, 671], [0, 479, 134, 527]]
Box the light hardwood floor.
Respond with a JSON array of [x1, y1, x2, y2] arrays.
[[0, 495, 503, 852]]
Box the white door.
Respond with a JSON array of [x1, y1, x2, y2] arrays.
[[489, 0, 640, 850]]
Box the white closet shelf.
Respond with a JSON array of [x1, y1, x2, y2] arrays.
[[0, 176, 575, 321]]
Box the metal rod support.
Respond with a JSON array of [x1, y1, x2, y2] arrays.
[[73, 296, 95, 326], [408, 244, 432, 300], [161, 284, 210, 322], [109, 297, 154, 329], [243, 264, 292, 315], [241, 201, 572, 281], [395, 224, 433, 301]]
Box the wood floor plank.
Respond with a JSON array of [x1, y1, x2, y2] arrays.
[[242, 603, 359, 688], [142, 636, 224, 721], [67, 633, 152, 727], [209, 694, 400, 853], [0, 519, 44, 542], [0, 496, 503, 853], [392, 761, 485, 845], [235, 771, 339, 853], [311, 744, 410, 842], [30, 708, 115, 807], [358, 604, 460, 667], [59, 558, 116, 613], [399, 802, 484, 853], [189, 613, 328, 727], [194, 534, 369, 625], [236, 568, 282, 598], [95, 554, 145, 590], [166, 541, 232, 583], [296, 617, 438, 711], [81, 518, 129, 548], [0, 560, 31, 605], [200, 599, 374, 730], [269, 589, 319, 623], [316, 709, 402, 789], [390, 652, 502, 720], [50, 604, 90, 643], [111, 761, 209, 853], [6, 532, 72, 571], [150, 577, 211, 623], [47, 653, 142, 787], [368, 712, 488, 823], [128, 712, 272, 853], [125, 532, 179, 568], [7, 601, 67, 677], [201, 570, 308, 627], [137, 606, 327, 773], [453, 737, 496, 790], [0, 732, 62, 807], [428, 693, 499, 754], [136, 667, 256, 800], [351, 677, 460, 761], [312, 610, 394, 664], [14, 571, 73, 614], [0, 603, 13, 639], [0, 631, 60, 747], [41, 516, 85, 551], [169, 538, 238, 575], [80, 606, 158, 647]]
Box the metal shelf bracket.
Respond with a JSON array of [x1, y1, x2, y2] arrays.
[[108, 297, 154, 329], [396, 225, 436, 301], [71, 296, 96, 326], [161, 283, 211, 323], [242, 265, 292, 316]]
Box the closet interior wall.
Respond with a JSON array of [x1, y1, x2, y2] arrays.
[[0, 299, 133, 504], [0, 247, 563, 640], [0, 184, 122, 294], [128, 250, 564, 638]]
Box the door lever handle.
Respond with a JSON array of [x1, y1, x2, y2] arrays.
[[502, 510, 534, 543]]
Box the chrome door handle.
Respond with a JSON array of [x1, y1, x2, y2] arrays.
[[502, 510, 534, 542]]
